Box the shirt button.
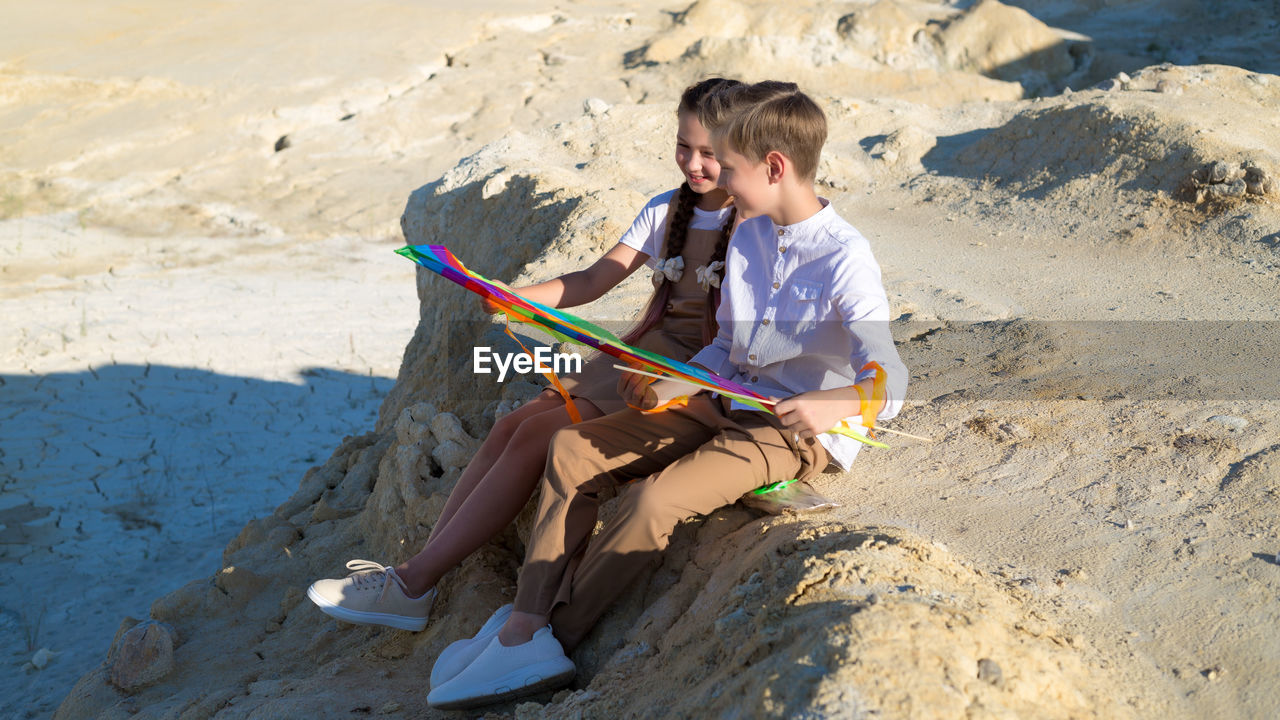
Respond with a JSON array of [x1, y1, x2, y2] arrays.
[[772, 282, 780, 289], [666, 303, 674, 311], [779, 246, 787, 253], [761, 319, 770, 326], [748, 354, 756, 361], [750, 375, 759, 382], [777, 229, 784, 236]]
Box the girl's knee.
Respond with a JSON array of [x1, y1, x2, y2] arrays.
[[488, 411, 523, 444]]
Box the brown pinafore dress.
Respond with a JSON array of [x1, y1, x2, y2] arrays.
[[558, 204, 725, 415]]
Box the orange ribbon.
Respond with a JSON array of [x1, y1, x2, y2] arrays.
[[502, 322, 582, 423]]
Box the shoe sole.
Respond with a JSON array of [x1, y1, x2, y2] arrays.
[[306, 585, 429, 631], [428, 659, 575, 710]]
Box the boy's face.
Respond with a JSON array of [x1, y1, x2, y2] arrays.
[[712, 136, 772, 220]]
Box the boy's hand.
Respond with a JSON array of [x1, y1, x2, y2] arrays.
[[774, 384, 873, 440]]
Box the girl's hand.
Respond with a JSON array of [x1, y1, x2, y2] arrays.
[[774, 387, 860, 440], [478, 295, 503, 315], [617, 362, 652, 405], [624, 376, 698, 410]]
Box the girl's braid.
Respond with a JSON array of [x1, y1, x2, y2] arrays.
[[702, 206, 736, 343], [662, 182, 697, 263]]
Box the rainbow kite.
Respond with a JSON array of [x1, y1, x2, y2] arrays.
[[396, 244, 891, 448]]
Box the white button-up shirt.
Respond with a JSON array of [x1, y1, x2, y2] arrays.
[[690, 200, 907, 469]]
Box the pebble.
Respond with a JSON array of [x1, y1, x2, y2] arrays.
[[29, 648, 56, 670], [1207, 415, 1249, 431], [109, 621, 177, 691], [583, 97, 611, 116], [977, 657, 1003, 686]]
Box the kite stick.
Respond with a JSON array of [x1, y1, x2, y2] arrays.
[[612, 364, 776, 406], [613, 364, 933, 443]]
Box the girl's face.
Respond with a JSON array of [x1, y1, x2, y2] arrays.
[[674, 111, 720, 195]]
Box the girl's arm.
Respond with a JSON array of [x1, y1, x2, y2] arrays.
[[485, 243, 650, 311]]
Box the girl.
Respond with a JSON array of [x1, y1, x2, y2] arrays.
[[307, 78, 742, 635]]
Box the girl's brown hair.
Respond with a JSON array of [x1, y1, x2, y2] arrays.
[[622, 77, 740, 347]]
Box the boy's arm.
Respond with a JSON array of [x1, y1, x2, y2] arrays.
[[830, 255, 908, 423], [774, 380, 884, 439], [776, 251, 907, 438]]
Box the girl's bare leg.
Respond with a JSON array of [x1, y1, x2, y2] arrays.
[[427, 390, 567, 543], [395, 398, 603, 598]]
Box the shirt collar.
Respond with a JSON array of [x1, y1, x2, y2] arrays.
[[773, 197, 832, 239]]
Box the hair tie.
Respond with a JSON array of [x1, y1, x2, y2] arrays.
[[695, 261, 724, 292], [651, 256, 684, 287]]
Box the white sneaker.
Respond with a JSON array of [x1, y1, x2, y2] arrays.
[[426, 627, 574, 709], [306, 559, 435, 631], [430, 604, 514, 689]]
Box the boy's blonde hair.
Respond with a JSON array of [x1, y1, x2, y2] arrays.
[[698, 80, 827, 181]]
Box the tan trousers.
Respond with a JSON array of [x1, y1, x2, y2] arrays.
[[513, 393, 828, 651]]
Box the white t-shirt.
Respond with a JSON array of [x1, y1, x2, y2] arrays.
[[618, 189, 734, 268]]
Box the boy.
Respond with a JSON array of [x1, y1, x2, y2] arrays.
[[426, 81, 907, 709]]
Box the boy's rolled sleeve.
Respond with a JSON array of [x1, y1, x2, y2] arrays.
[[832, 257, 907, 422]]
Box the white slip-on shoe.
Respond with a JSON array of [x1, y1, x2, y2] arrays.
[[430, 604, 514, 689], [307, 559, 435, 632], [426, 626, 574, 709]]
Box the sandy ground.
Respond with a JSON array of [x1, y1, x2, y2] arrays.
[[3, 0, 1279, 718]]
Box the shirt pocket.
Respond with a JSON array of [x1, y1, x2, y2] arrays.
[[778, 279, 825, 335]]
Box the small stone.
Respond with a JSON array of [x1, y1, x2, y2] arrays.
[[109, 621, 177, 691], [583, 97, 611, 116], [1208, 179, 1246, 199], [977, 657, 1003, 686], [1156, 80, 1182, 95], [377, 701, 402, 714], [1203, 666, 1221, 681], [30, 647, 56, 670], [1117, 71, 1132, 85], [1209, 161, 1231, 183], [1207, 415, 1249, 431]]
